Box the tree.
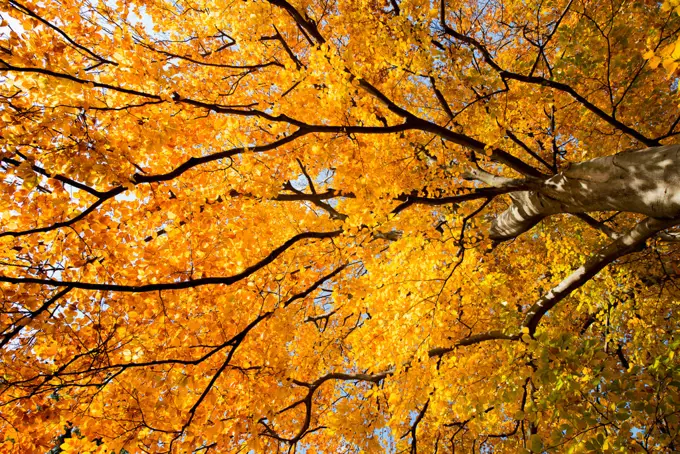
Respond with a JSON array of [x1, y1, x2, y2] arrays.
[[1, 0, 680, 451]]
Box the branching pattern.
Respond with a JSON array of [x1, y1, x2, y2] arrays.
[[1, 0, 680, 453]]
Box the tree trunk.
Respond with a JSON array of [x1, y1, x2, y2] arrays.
[[491, 144, 680, 241]]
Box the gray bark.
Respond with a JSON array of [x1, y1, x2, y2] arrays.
[[490, 144, 680, 241], [520, 216, 680, 334]]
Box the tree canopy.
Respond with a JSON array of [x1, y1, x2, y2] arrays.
[[1, 0, 680, 452]]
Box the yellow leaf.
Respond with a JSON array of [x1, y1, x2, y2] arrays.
[[663, 58, 679, 74]]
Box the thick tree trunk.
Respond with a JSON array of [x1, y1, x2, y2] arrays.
[[491, 144, 680, 241]]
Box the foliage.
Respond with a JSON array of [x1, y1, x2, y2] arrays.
[[1, 0, 680, 452]]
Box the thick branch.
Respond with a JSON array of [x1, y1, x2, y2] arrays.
[[490, 145, 680, 241], [522, 216, 680, 335], [274, 370, 391, 443], [0, 230, 342, 292], [428, 330, 520, 358], [1, 156, 108, 197], [392, 185, 534, 215], [266, 0, 326, 44]]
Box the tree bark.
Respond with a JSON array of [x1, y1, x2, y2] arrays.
[[491, 144, 680, 241]]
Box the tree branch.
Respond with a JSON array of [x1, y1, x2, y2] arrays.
[[0, 230, 342, 292], [438, 1, 658, 147], [522, 216, 680, 335]]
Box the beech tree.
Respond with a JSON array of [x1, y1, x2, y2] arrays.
[[2, 0, 680, 452]]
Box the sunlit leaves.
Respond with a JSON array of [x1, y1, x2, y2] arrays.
[[0, 0, 679, 452]]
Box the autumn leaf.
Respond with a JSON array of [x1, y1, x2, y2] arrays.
[[0, 0, 680, 453]]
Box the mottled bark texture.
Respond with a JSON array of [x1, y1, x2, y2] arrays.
[[491, 145, 680, 241]]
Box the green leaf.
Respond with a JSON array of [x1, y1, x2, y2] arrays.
[[530, 434, 543, 453]]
